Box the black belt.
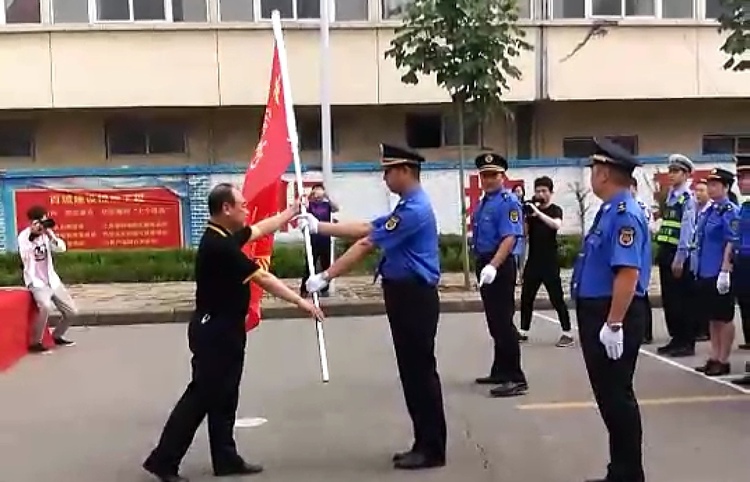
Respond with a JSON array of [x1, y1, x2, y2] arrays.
[[382, 276, 435, 288]]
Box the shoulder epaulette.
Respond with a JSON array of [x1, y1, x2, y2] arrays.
[[720, 202, 735, 213], [501, 192, 509, 201], [617, 201, 627, 214]]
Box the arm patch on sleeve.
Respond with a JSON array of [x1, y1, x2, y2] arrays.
[[384, 215, 400, 231], [509, 209, 519, 223], [618, 226, 635, 247]]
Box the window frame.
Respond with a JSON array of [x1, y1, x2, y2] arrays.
[[0, 120, 36, 159], [0, 0, 42, 25], [105, 119, 188, 157], [254, 0, 351, 22], [89, 0, 175, 23], [701, 134, 750, 155], [403, 111, 482, 150], [561, 135, 639, 158], [381, 0, 533, 20], [549, 0, 724, 20]]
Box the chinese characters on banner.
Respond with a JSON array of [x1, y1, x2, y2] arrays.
[[13, 188, 183, 250], [465, 174, 524, 232]]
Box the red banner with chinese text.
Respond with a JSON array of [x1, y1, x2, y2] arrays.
[[242, 42, 295, 331], [13, 188, 182, 250]]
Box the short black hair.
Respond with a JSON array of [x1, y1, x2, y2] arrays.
[[27, 205, 47, 221], [311, 183, 325, 190], [207, 183, 238, 216], [534, 176, 554, 192]]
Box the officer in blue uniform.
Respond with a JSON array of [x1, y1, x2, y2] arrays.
[[692, 168, 739, 377], [655, 154, 697, 357], [471, 153, 528, 398], [571, 139, 650, 482], [630, 177, 654, 344], [732, 155, 750, 384], [733, 155, 750, 351], [298, 144, 447, 470]]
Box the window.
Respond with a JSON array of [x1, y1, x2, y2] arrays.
[[702, 135, 750, 155], [255, 0, 368, 21], [704, 0, 733, 19], [404, 112, 481, 150], [106, 119, 187, 156], [1, 0, 41, 24], [552, 0, 698, 19], [384, 0, 530, 19], [0, 121, 34, 158], [297, 110, 338, 152], [79, 0, 206, 23], [562, 135, 638, 158]]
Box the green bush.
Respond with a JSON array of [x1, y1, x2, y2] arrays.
[[0, 234, 656, 286]]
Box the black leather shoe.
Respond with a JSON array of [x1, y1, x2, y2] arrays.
[[393, 451, 445, 470], [214, 461, 263, 477], [475, 375, 504, 385], [142, 460, 188, 482], [392, 449, 413, 462], [489, 381, 528, 398], [668, 346, 695, 357]]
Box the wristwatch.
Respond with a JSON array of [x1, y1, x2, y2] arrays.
[[607, 321, 623, 331]]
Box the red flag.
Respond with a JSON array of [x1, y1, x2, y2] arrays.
[[241, 41, 295, 331]]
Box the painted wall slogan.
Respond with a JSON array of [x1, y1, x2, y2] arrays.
[[13, 187, 183, 249]]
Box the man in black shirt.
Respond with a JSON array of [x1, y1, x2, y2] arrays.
[[518, 176, 574, 347], [143, 183, 324, 482]]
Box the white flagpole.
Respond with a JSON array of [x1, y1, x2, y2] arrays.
[[320, 0, 336, 295], [271, 10, 330, 383]]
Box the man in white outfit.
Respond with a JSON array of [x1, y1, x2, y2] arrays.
[[17, 205, 78, 354]]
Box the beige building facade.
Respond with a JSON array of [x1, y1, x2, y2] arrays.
[[0, 0, 747, 168]]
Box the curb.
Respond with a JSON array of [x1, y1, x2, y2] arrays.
[[54, 295, 665, 328]]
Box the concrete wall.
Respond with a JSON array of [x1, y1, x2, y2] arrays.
[[0, 21, 743, 109], [0, 155, 739, 253], [0, 99, 748, 169]]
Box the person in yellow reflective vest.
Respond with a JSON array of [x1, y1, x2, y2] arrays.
[[655, 154, 697, 357]]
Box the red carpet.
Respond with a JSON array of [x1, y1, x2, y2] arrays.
[[0, 289, 53, 372]]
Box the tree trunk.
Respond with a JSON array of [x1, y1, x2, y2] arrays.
[[456, 99, 471, 289]]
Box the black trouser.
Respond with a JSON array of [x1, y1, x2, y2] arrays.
[[475, 255, 526, 383], [382, 278, 447, 460], [643, 294, 653, 341], [577, 297, 646, 482], [738, 295, 750, 344], [656, 245, 694, 346], [734, 256, 750, 344], [519, 259, 571, 332], [146, 314, 246, 474], [301, 238, 332, 294]]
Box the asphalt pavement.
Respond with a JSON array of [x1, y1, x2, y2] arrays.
[[1, 309, 749, 482]]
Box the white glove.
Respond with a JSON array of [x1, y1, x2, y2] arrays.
[[717, 271, 731, 295], [295, 213, 319, 234], [305, 272, 329, 294], [599, 323, 624, 360], [478, 264, 497, 287]]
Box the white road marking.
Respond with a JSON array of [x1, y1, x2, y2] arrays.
[[234, 417, 268, 428], [532, 311, 750, 396]]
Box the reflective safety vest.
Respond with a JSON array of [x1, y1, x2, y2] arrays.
[[656, 193, 687, 246]]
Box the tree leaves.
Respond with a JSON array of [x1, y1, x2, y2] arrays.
[[384, 0, 533, 118], [718, 0, 749, 71]]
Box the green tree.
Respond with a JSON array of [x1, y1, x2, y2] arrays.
[[718, 0, 748, 71], [384, 0, 532, 288]]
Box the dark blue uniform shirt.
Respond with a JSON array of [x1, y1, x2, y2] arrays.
[[572, 190, 651, 299], [471, 188, 524, 257], [733, 200, 750, 291], [370, 186, 440, 286], [695, 197, 738, 279]]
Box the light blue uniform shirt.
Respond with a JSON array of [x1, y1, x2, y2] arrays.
[[471, 188, 524, 257], [572, 190, 651, 299], [370, 186, 441, 286]]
